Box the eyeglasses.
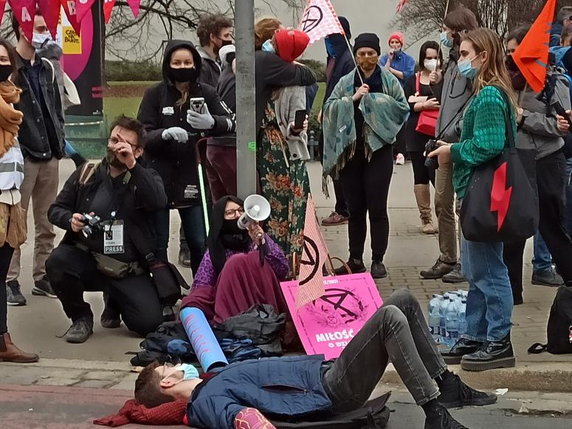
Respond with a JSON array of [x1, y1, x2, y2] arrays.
[[108, 137, 138, 149], [224, 207, 244, 217], [160, 355, 182, 379]]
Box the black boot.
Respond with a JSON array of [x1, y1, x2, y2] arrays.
[[461, 334, 516, 372], [334, 258, 366, 275], [441, 338, 483, 365], [437, 370, 497, 408], [424, 402, 468, 429]]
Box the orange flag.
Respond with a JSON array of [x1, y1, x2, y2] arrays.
[[512, 0, 557, 92], [296, 194, 328, 308]]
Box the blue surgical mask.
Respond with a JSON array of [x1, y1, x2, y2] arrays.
[[440, 31, 453, 49], [325, 38, 336, 58], [179, 363, 199, 380], [262, 39, 275, 53], [458, 57, 478, 79]]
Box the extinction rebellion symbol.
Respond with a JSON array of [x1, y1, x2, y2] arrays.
[[301, 5, 324, 33]]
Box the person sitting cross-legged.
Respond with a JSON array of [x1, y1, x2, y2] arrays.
[[136, 289, 497, 429]]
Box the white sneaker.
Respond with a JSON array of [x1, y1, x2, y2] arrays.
[[396, 153, 405, 165]]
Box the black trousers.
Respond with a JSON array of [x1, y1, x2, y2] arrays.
[[323, 289, 445, 409], [0, 244, 14, 334], [409, 150, 435, 186], [45, 244, 163, 336], [340, 145, 393, 262], [503, 150, 572, 296], [333, 178, 349, 218]]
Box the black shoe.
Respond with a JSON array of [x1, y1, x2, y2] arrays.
[[371, 261, 387, 279], [334, 258, 366, 275], [442, 264, 467, 284], [438, 372, 497, 408], [420, 259, 456, 279], [162, 306, 176, 322], [32, 276, 57, 298], [65, 317, 94, 344], [178, 246, 191, 268], [100, 292, 121, 329], [6, 281, 27, 306], [461, 334, 516, 371], [441, 338, 483, 365], [532, 268, 564, 286], [424, 404, 468, 429]]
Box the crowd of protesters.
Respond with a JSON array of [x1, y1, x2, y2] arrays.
[[2, 4, 572, 429]]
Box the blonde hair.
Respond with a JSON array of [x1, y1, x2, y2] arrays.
[[255, 17, 282, 50], [462, 28, 517, 108]]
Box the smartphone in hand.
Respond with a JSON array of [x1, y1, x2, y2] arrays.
[[294, 109, 307, 130]]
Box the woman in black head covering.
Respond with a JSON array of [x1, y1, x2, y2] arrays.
[[181, 196, 289, 324]]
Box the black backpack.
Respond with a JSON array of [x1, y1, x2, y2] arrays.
[[529, 286, 572, 355], [271, 393, 391, 429]]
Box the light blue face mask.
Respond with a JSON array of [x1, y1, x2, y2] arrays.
[[262, 39, 275, 53], [440, 31, 454, 48], [457, 57, 478, 79], [179, 363, 199, 380]]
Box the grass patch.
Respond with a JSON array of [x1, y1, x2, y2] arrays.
[[104, 96, 143, 123]]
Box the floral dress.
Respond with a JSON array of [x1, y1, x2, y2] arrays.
[[258, 101, 310, 273]]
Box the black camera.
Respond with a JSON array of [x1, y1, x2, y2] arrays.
[[81, 213, 103, 238], [424, 139, 439, 170]]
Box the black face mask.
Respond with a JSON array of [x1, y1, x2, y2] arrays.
[[506, 55, 519, 72], [220, 219, 250, 251], [0, 65, 12, 83], [168, 67, 198, 83]]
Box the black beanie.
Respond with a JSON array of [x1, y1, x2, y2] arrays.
[[353, 33, 381, 56]]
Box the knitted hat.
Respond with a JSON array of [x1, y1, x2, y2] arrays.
[[388, 32, 405, 46], [338, 16, 351, 39], [353, 33, 381, 56], [275, 29, 310, 62]]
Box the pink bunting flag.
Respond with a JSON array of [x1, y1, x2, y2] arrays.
[[75, 0, 96, 24], [296, 194, 329, 308], [298, 0, 344, 45], [37, 0, 61, 38], [126, 0, 140, 18], [61, 0, 81, 35], [103, 0, 116, 24], [8, 0, 36, 41]]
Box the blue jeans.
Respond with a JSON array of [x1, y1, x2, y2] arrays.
[[154, 206, 206, 275], [461, 237, 513, 342], [532, 232, 552, 273]]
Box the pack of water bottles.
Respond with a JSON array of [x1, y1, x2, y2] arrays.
[[428, 291, 468, 348]]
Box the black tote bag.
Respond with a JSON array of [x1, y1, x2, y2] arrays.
[[460, 91, 539, 242]]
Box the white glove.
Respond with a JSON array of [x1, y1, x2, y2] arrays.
[[162, 127, 189, 143], [187, 104, 215, 130]]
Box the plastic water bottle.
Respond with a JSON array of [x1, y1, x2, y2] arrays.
[[428, 294, 442, 343], [439, 294, 451, 344], [445, 299, 460, 347], [458, 298, 467, 337]]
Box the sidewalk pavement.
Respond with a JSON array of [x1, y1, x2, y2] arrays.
[[2, 159, 571, 398]]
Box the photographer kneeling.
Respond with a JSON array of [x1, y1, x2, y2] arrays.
[[46, 116, 168, 344]]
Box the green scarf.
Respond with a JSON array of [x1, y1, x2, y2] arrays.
[[322, 69, 409, 190]]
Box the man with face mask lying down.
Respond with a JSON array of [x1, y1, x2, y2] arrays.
[[46, 116, 169, 344], [137, 289, 498, 429]]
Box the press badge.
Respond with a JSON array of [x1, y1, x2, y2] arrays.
[[103, 221, 125, 254], [162, 106, 175, 116]]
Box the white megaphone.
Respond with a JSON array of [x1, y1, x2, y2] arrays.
[[237, 194, 271, 230]]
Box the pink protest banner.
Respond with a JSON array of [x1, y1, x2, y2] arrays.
[[281, 273, 383, 360]]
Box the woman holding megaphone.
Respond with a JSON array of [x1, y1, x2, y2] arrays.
[[181, 195, 289, 325]]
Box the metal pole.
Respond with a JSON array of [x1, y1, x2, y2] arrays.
[[235, 0, 257, 198]]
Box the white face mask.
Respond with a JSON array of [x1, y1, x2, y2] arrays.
[[424, 59, 439, 72], [32, 32, 51, 49]]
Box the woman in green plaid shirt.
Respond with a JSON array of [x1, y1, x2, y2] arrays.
[[428, 28, 517, 372]]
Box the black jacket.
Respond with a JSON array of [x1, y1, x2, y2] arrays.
[[211, 65, 237, 147], [137, 40, 235, 208], [48, 160, 167, 263], [324, 50, 355, 103], [197, 46, 222, 88], [255, 51, 316, 133], [13, 53, 65, 161]]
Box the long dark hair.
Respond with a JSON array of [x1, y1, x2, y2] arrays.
[[418, 41, 443, 72], [0, 38, 17, 76]]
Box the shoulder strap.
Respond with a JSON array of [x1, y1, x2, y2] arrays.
[[41, 58, 55, 84], [415, 72, 420, 94], [79, 161, 100, 185], [497, 88, 516, 149]]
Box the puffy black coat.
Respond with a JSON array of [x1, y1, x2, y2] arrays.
[[137, 40, 235, 208]]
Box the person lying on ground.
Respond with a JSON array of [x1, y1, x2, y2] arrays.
[[136, 289, 497, 429]]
